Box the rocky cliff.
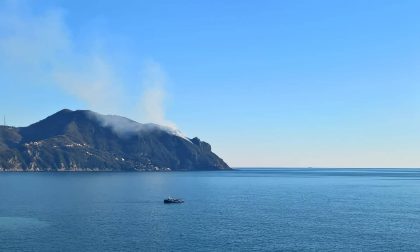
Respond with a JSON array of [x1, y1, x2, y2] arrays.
[[0, 109, 230, 171]]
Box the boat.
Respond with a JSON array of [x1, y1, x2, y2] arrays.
[[164, 197, 184, 204]]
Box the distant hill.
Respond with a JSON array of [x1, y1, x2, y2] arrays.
[[0, 109, 230, 171]]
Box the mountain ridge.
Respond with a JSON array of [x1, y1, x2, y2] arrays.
[[0, 109, 230, 171]]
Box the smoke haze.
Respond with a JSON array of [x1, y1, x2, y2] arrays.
[[0, 2, 176, 129]]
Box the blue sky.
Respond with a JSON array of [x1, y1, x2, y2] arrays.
[[1, 0, 420, 167]]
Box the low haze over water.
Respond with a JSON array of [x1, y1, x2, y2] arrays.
[[1, 169, 420, 251]]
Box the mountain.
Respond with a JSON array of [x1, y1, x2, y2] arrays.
[[0, 109, 230, 171]]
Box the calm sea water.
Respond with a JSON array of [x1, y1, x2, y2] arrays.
[[1, 169, 420, 251]]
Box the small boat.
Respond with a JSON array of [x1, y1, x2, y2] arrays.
[[164, 197, 184, 204]]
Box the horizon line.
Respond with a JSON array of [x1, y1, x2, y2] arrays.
[[233, 167, 420, 169]]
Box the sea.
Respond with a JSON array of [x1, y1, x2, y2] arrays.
[[1, 168, 420, 251]]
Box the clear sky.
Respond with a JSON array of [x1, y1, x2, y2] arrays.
[[1, 0, 420, 167]]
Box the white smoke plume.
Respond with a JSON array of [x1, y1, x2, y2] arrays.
[[138, 61, 177, 129], [0, 2, 177, 131], [86, 111, 190, 141], [53, 56, 124, 115]]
